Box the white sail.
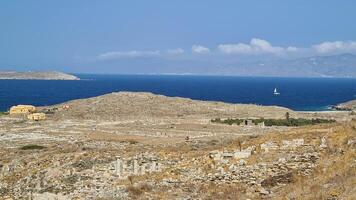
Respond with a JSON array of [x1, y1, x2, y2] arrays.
[[274, 87, 280, 95]]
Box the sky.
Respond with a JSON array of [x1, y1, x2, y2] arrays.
[[1, 0, 356, 74]]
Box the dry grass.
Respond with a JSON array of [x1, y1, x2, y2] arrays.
[[196, 183, 250, 200], [126, 182, 153, 198], [87, 132, 143, 143]]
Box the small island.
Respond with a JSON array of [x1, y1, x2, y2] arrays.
[[0, 71, 79, 80]]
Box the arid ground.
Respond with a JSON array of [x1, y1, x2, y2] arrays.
[[0, 92, 355, 199]]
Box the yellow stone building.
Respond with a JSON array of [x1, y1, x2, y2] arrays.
[[9, 105, 36, 115], [27, 113, 46, 121]]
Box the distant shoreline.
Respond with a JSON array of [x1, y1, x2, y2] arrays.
[[72, 73, 356, 79], [0, 75, 354, 112], [0, 71, 79, 80]]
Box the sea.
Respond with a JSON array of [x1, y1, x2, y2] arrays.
[[0, 74, 355, 112]]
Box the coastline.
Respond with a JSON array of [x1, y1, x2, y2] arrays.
[[0, 75, 355, 112], [0, 71, 79, 80]]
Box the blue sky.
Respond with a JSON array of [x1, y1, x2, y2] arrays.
[[1, 0, 356, 73]]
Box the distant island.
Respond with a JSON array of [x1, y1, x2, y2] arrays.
[[0, 71, 79, 80], [136, 53, 356, 78]]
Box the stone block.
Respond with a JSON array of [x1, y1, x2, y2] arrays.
[[260, 141, 279, 152]]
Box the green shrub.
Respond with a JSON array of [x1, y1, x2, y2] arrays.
[[253, 118, 335, 127], [211, 118, 243, 125], [0, 111, 8, 116], [211, 117, 335, 127], [20, 144, 46, 150]]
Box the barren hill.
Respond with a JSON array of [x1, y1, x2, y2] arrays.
[[47, 92, 294, 121]]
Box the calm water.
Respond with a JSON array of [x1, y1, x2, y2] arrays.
[[0, 74, 355, 111]]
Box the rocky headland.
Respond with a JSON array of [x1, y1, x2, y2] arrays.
[[333, 99, 356, 111]]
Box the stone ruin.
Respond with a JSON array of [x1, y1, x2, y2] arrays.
[[204, 138, 320, 194], [9, 105, 36, 115], [281, 139, 304, 149], [109, 154, 163, 179], [209, 146, 256, 164], [319, 136, 328, 148], [261, 139, 304, 152], [241, 119, 265, 127], [242, 119, 254, 126], [260, 141, 279, 153]]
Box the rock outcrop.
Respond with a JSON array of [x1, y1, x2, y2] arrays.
[[333, 99, 356, 111]]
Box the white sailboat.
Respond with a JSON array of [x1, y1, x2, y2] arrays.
[[273, 87, 280, 95]]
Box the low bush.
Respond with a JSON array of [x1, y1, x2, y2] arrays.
[[20, 144, 46, 150], [0, 111, 8, 116], [211, 118, 244, 125], [127, 183, 152, 197], [211, 118, 335, 127]]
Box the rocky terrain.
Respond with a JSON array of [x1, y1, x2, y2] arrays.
[[333, 99, 356, 111], [0, 71, 79, 80], [0, 92, 355, 199]]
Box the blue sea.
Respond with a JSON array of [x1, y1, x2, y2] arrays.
[[0, 74, 355, 112]]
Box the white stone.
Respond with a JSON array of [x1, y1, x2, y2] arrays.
[[347, 139, 355, 146], [281, 139, 304, 149], [259, 188, 270, 195], [0, 164, 9, 177], [209, 151, 223, 161], [217, 167, 225, 174], [228, 164, 237, 172], [239, 159, 247, 166], [320, 136, 327, 148], [234, 151, 251, 159], [133, 159, 139, 175], [33, 192, 68, 200], [222, 152, 234, 158], [293, 139, 304, 146], [233, 146, 255, 159], [150, 161, 157, 172], [140, 164, 146, 175], [114, 157, 123, 177], [278, 157, 287, 163], [260, 141, 279, 152], [221, 159, 229, 164]]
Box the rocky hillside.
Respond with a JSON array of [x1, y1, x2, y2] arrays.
[[0, 71, 79, 80]]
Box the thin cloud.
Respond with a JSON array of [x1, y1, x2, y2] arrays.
[[192, 45, 210, 54], [96, 39, 356, 62], [313, 41, 356, 53], [218, 38, 293, 55], [97, 50, 160, 60], [286, 46, 299, 52], [166, 48, 184, 55]]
